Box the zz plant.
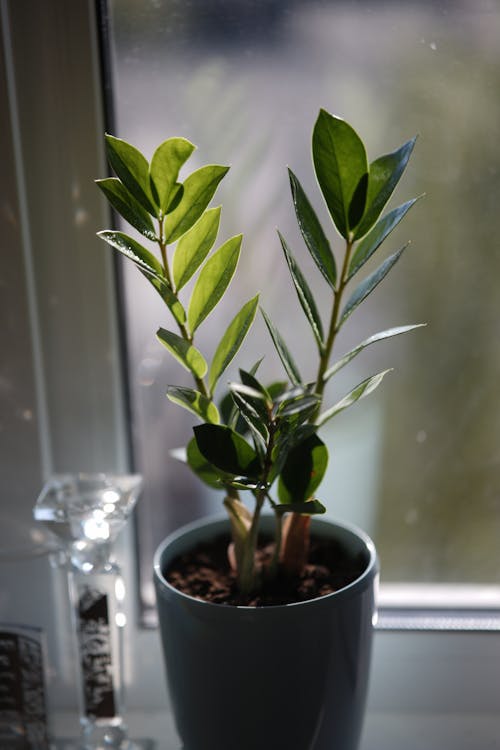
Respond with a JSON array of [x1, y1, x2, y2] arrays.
[[97, 108, 422, 597]]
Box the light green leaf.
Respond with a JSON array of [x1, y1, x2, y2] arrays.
[[278, 433, 328, 504], [167, 386, 220, 424], [317, 370, 392, 427], [105, 134, 157, 215], [187, 234, 242, 333], [193, 424, 261, 479], [208, 295, 259, 394], [173, 207, 221, 291], [354, 136, 417, 240], [279, 232, 324, 350], [97, 230, 163, 279], [324, 324, 426, 382], [165, 164, 229, 243], [339, 245, 409, 328], [261, 308, 302, 385], [186, 437, 221, 488], [156, 327, 207, 378], [149, 137, 195, 213], [312, 109, 368, 239], [96, 178, 157, 241], [288, 169, 336, 288]]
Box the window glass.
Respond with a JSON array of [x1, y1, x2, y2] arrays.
[[104, 0, 500, 610]]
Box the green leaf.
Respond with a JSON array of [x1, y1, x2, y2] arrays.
[[261, 308, 302, 385], [149, 137, 195, 213], [173, 207, 221, 291], [156, 327, 207, 378], [339, 245, 409, 328], [312, 109, 368, 239], [354, 136, 417, 240], [188, 234, 242, 333], [278, 434, 328, 504], [274, 499, 326, 516], [279, 232, 324, 350], [317, 370, 392, 427], [193, 424, 260, 478], [167, 386, 220, 424], [348, 198, 419, 281], [105, 134, 158, 215], [348, 172, 369, 230], [165, 164, 229, 243], [277, 394, 319, 419], [229, 390, 268, 458], [208, 295, 259, 394], [96, 178, 157, 241], [324, 324, 426, 382], [186, 437, 221, 488], [288, 169, 336, 288], [97, 230, 164, 279]]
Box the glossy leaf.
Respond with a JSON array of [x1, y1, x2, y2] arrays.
[[354, 136, 417, 240], [156, 328, 207, 378], [229, 390, 268, 458], [165, 164, 229, 243], [277, 394, 319, 419], [208, 295, 259, 394], [149, 137, 195, 213], [261, 308, 302, 385], [188, 235, 242, 334], [173, 207, 221, 291], [96, 178, 157, 241], [105, 134, 157, 215], [97, 230, 164, 279], [339, 245, 408, 328], [193, 424, 261, 478], [348, 198, 419, 281], [348, 172, 369, 230], [186, 437, 221, 488], [279, 232, 324, 350], [317, 370, 392, 427], [167, 386, 220, 424], [288, 169, 336, 288], [324, 324, 426, 382], [277, 434, 328, 504], [312, 109, 368, 239], [274, 499, 326, 516]]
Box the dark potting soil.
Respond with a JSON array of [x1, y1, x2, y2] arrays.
[[165, 534, 367, 607]]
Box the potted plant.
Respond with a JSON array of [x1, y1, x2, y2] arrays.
[[97, 108, 421, 750]]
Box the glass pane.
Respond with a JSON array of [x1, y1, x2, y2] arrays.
[[104, 0, 500, 609]]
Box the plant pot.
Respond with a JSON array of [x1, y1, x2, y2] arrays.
[[153, 515, 378, 750]]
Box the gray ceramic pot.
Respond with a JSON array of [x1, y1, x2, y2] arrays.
[[154, 515, 378, 750]]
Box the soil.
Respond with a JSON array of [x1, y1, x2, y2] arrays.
[[165, 533, 367, 607]]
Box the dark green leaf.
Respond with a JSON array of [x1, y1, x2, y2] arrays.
[[339, 245, 409, 328], [278, 434, 328, 504], [165, 164, 229, 243], [229, 390, 268, 458], [277, 394, 320, 418], [105, 134, 157, 215], [317, 370, 392, 427], [149, 137, 195, 213], [156, 327, 207, 378], [193, 424, 260, 478], [348, 198, 419, 281], [312, 109, 368, 239], [348, 172, 369, 230], [167, 183, 184, 213], [279, 232, 324, 350], [354, 136, 417, 240], [173, 207, 221, 291], [261, 308, 302, 385], [96, 178, 157, 241], [186, 437, 221, 488], [274, 499, 326, 516], [188, 235, 242, 333], [239, 369, 271, 403], [288, 169, 336, 288], [167, 386, 220, 424], [208, 295, 259, 394]]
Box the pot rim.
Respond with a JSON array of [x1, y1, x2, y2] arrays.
[[153, 513, 378, 612]]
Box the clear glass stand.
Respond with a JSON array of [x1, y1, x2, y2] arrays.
[[34, 474, 145, 750]]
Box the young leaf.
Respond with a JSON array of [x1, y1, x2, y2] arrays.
[[165, 164, 229, 243], [97, 230, 164, 279], [156, 328, 207, 379], [274, 499, 326, 516], [173, 207, 221, 291], [167, 386, 220, 424], [187, 235, 242, 334], [193, 424, 261, 478], [149, 137, 195, 213], [288, 169, 336, 288], [317, 370, 392, 427], [348, 197, 419, 281], [261, 308, 302, 385], [339, 245, 409, 328], [105, 134, 158, 216], [186, 437, 221, 488], [324, 324, 426, 382], [312, 109, 368, 239], [277, 434, 328, 504], [353, 136, 417, 240], [278, 232, 324, 350], [208, 295, 259, 394], [96, 178, 157, 241]]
